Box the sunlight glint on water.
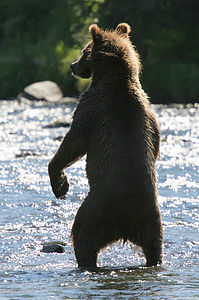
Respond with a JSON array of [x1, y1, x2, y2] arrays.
[[0, 100, 199, 299]]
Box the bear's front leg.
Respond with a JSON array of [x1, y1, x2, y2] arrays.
[[48, 104, 90, 199], [48, 126, 88, 199], [48, 164, 69, 199]]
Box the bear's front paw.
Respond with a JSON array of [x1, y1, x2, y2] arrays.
[[50, 171, 69, 199]]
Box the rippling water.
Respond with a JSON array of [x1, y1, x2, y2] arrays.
[[0, 100, 199, 299]]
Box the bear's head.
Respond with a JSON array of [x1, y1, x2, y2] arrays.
[[70, 42, 93, 79], [71, 23, 140, 80]]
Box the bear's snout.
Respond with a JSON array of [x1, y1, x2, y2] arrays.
[[70, 61, 78, 75]]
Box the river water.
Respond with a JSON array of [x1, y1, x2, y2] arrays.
[[0, 100, 198, 299]]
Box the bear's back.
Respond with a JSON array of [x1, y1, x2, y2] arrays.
[[81, 88, 155, 196]]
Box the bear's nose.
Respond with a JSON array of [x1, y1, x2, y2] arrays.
[[70, 62, 74, 71], [70, 62, 77, 74]]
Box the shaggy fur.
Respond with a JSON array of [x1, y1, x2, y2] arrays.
[[48, 23, 163, 269]]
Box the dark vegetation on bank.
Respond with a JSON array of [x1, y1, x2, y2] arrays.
[[1, 0, 199, 103]]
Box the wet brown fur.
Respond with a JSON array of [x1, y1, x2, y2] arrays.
[[48, 23, 163, 269]]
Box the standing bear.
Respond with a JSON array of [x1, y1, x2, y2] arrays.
[[48, 23, 163, 269]]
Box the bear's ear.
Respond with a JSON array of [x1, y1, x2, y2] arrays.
[[89, 24, 104, 44], [116, 23, 131, 36]]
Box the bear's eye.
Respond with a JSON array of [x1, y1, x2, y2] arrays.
[[82, 43, 93, 56], [83, 49, 91, 55]]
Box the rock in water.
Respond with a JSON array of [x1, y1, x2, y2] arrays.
[[18, 81, 63, 102], [41, 241, 66, 253]]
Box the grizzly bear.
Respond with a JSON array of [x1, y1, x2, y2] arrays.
[[48, 23, 163, 269]]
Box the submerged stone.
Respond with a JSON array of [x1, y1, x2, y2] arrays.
[[41, 241, 66, 253], [43, 120, 70, 128], [15, 150, 40, 158]]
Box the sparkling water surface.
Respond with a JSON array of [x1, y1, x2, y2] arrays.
[[0, 100, 199, 299]]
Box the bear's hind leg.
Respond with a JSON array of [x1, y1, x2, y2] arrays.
[[128, 218, 163, 267], [72, 223, 116, 270], [72, 232, 98, 269], [71, 200, 99, 269], [142, 239, 163, 267], [71, 198, 113, 270], [141, 221, 163, 267]]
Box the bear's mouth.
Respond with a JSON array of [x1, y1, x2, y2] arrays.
[[70, 62, 92, 79]]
